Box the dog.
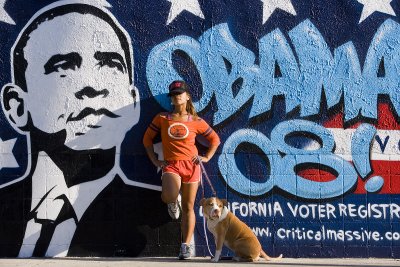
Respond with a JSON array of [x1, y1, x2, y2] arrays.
[[200, 197, 283, 262]]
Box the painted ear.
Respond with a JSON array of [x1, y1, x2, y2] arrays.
[[130, 85, 139, 106], [1, 84, 29, 133], [200, 198, 206, 206]]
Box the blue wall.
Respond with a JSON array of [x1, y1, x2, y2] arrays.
[[0, 0, 399, 258]]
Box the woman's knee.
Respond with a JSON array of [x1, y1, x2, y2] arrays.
[[181, 202, 195, 214], [161, 174, 180, 203], [161, 192, 176, 204]]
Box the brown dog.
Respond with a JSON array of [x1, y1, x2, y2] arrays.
[[200, 197, 282, 262]]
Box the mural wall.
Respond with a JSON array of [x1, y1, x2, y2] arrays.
[[0, 0, 399, 258]]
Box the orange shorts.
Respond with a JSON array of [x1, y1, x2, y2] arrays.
[[162, 160, 200, 183]]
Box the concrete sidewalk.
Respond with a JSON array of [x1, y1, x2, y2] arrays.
[[1, 257, 400, 267]]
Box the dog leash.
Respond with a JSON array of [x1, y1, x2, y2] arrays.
[[197, 156, 215, 258], [198, 156, 217, 197], [197, 157, 233, 261]]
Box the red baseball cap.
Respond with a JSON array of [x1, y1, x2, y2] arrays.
[[168, 80, 189, 96]]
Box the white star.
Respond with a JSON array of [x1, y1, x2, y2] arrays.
[[166, 0, 205, 25], [0, 0, 15, 25], [0, 137, 18, 170], [261, 0, 297, 24], [357, 0, 396, 24]]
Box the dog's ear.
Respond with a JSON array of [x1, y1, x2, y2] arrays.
[[200, 198, 206, 206], [221, 199, 228, 207]]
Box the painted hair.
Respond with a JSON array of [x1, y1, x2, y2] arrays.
[[12, 3, 133, 91]]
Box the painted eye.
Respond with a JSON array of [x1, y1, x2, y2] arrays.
[[94, 52, 127, 73], [98, 59, 124, 73], [44, 52, 82, 75]]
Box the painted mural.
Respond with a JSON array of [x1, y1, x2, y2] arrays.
[[0, 0, 399, 258]]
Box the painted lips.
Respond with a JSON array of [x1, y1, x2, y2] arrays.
[[66, 107, 120, 123]]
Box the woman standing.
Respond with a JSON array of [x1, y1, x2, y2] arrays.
[[143, 80, 220, 259]]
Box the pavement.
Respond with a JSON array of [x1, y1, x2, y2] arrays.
[[1, 257, 400, 267]]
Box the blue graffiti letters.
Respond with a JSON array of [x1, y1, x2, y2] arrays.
[[351, 124, 385, 193], [351, 123, 377, 178], [251, 28, 301, 117], [362, 19, 400, 119], [219, 119, 359, 199], [218, 128, 279, 196], [270, 119, 335, 155], [147, 19, 400, 125], [146, 36, 203, 109]]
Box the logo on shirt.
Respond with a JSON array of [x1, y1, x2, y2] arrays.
[[168, 123, 189, 140]]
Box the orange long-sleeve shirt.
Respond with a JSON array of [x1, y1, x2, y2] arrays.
[[143, 113, 220, 161]]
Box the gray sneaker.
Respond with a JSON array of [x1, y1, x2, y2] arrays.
[[178, 243, 193, 260], [167, 195, 181, 220]]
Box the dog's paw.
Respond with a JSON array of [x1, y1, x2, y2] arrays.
[[211, 257, 220, 262], [232, 256, 240, 262]]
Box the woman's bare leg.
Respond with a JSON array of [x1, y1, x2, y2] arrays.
[[180, 182, 199, 244], [161, 173, 181, 203]]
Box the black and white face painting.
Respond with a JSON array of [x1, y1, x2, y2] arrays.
[[4, 2, 139, 151]]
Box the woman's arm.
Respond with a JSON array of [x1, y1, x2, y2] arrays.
[[193, 118, 221, 164], [145, 145, 167, 168], [193, 144, 219, 164], [143, 114, 166, 168]]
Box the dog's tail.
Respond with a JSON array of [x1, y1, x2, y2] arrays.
[[260, 249, 283, 261]]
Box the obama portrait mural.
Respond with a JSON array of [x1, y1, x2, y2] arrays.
[[0, 0, 169, 257]]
